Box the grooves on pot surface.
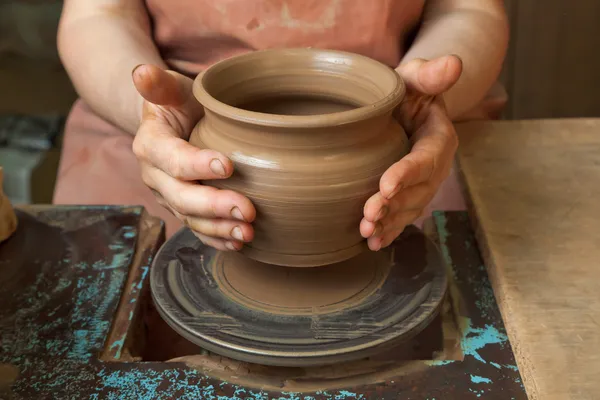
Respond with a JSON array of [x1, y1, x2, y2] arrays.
[[189, 48, 410, 267]]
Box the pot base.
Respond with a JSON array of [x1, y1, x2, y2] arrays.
[[239, 241, 368, 268], [150, 225, 447, 367], [213, 247, 390, 315]]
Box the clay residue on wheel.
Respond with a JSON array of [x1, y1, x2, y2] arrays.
[[214, 250, 391, 315], [165, 304, 462, 393]]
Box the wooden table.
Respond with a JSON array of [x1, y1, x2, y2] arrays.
[[456, 119, 600, 400]]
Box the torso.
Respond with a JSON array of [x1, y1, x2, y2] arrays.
[[144, 0, 425, 76], [53, 0, 444, 239]]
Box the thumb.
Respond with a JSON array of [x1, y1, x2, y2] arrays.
[[132, 64, 199, 109], [397, 55, 462, 96]]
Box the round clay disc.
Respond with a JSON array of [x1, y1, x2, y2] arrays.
[[150, 225, 447, 367]]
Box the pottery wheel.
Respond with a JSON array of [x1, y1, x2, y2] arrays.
[[150, 225, 447, 367]]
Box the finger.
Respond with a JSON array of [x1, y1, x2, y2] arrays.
[[133, 64, 201, 110], [142, 166, 256, 221], [379, 152, 434, 200], [132, 64, 204, 132], [182, 216, 254, 243], [364, 184, 435, 239], [133, 127, 233, 181], [155, 202, 245, 251], [362, 192, 390, 223], [376, 209, 423, 249], [397, 55, 462, 96], [367, 234, 384, 252], [193, 231, 243, 252], [360, 217, 383, 239], [387, 183, 436, 212], [380, 106, 457, 198], [150, 188, 170, 210]]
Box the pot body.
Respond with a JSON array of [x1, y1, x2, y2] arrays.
[[190, 49, 410, 267]]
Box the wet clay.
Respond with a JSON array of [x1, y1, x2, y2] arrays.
[[189, 48, 410, 267], [236, 95, 358, 116], [0, 167, 18, 243], [213, 250, 391, 315]]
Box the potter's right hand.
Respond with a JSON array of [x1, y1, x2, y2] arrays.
[[132, 65, 256, 251]]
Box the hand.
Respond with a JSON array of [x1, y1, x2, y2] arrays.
[[360, 55, 462, 251], [132, 65, 256, 251]]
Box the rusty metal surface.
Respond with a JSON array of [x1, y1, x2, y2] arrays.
[[1, 206, 141, 365], [100, 211, 165, 362], [1, 209, 526, 399], [0, 206, 164, 399]]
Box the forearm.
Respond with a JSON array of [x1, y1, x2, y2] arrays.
[[401, 0, 509, 120], [58, 1, 167, 134]]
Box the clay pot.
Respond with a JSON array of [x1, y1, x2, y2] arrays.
[[189, 48, 410, 267]]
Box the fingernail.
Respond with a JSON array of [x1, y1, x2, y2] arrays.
[[230, 206, 245, 222], [450, 54, 463, 65], [386, 183, 403, 200], [371, 222, 383, 238], [209, 159, 226, 177], [231, 226, 244, 241], [372, 240, 382, 252], [375, 206, 388, 221], [131, 64, 143, 78], [225, 241, 237, 251]]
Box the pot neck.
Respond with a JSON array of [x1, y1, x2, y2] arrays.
[[203, 109, 394, 149], [194, 48, 406, 131]]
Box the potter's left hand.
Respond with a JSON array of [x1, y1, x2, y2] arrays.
[[360, 55, 462, 251]]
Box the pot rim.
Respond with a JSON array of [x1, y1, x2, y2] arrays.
[[193, 48, 406, 128]]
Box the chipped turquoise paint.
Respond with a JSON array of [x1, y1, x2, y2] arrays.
[[462, 321, 507, 364], [428, 213, 509, 369], [107, 259, 150, 359], [334, 390, 364, 399], [94, 368, 363, 400], [504, 364, 518, 371], [435, 213, 499, 320], [432, 212, 453, 269], [54, 277, 72, 293], [433, 212, 519, 371], [137, 266, 149, 290], [429, 211, 523, 395], [470, 375, 492, 384], [109, 334, 127, 359], [94, 251, 129, 270], [311, 390, 363, 399], [424, 359, 455, 366], [68, 233, 135, 361], [123, 229, 137, 239], [468, 388, 486, 398], [6, 210, 527, 399], [70, 268, 126, 360], [471, 268, 498, 319]]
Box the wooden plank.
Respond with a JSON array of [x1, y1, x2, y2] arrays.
[[456, 119, 600, 399], [507, 0, 600, 118]]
